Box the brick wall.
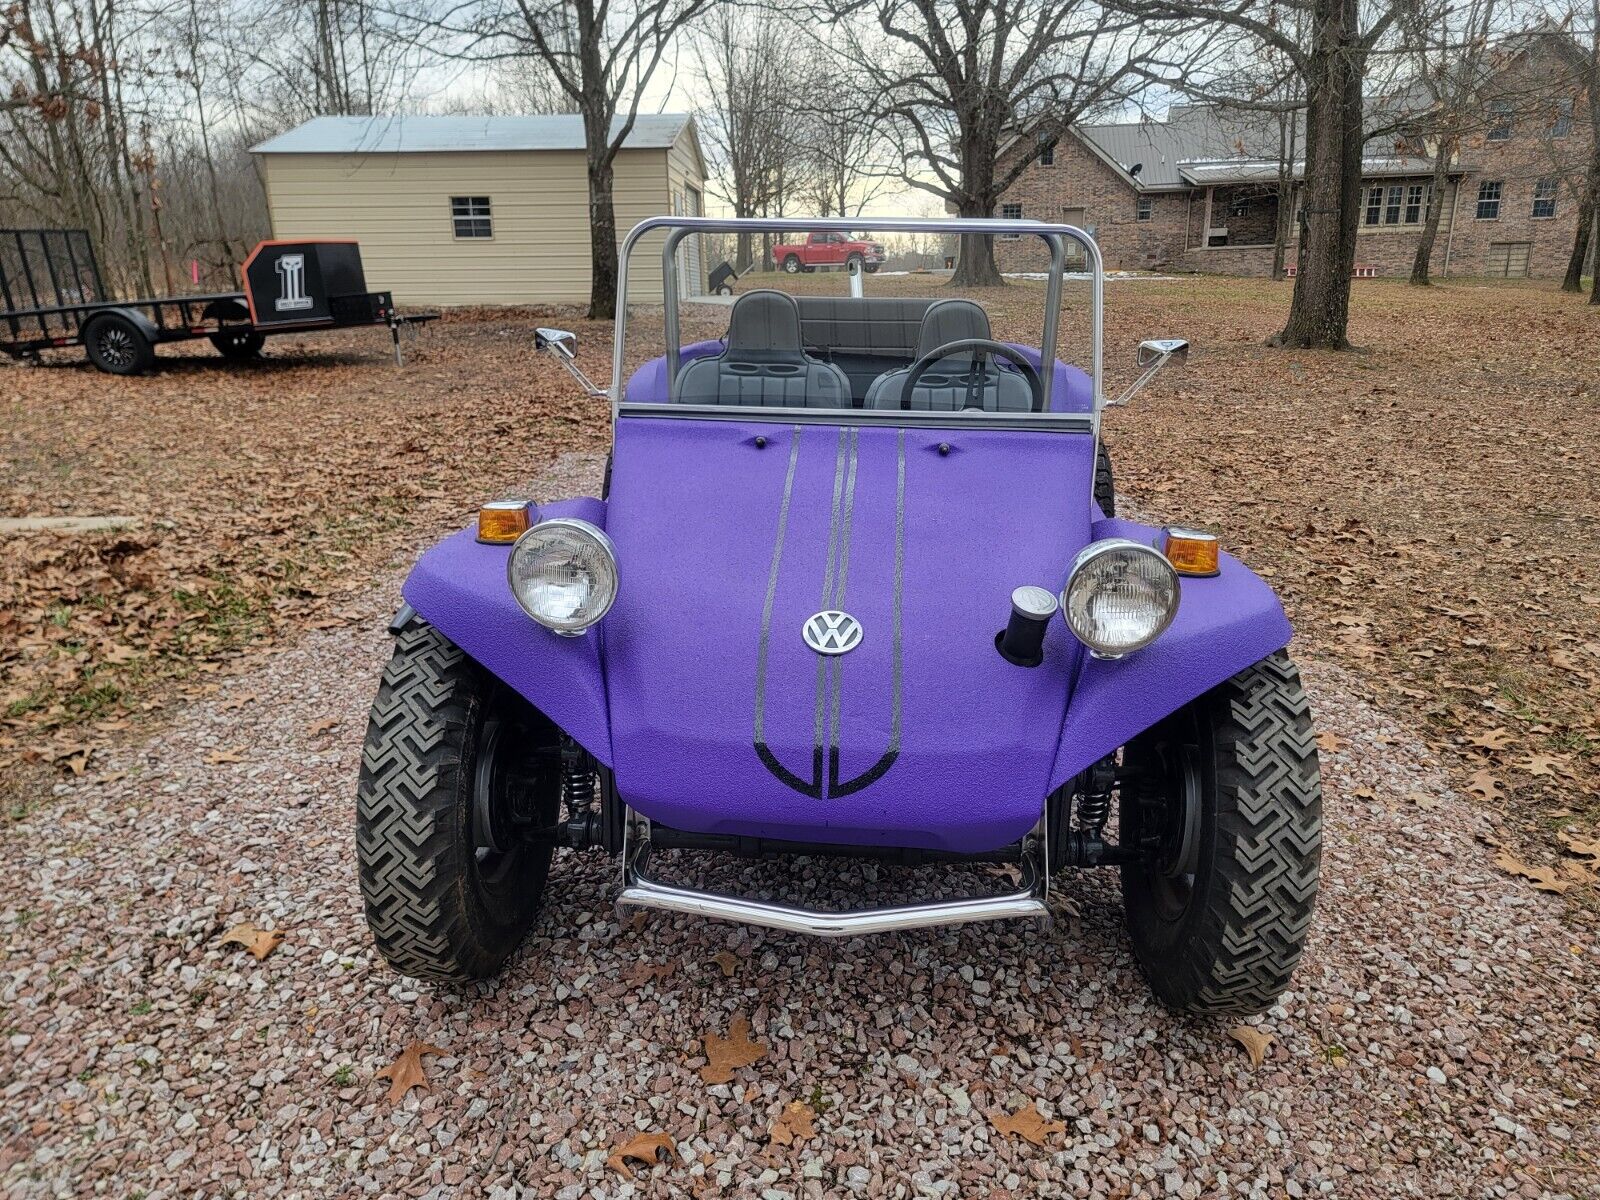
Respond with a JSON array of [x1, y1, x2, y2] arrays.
[[993, 133, 1189, 271]]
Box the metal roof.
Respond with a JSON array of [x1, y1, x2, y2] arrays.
[[1178, 155, 1440, 185], [251, 113, 693, 155]]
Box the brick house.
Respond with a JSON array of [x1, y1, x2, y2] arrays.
[[993, 32, 1595, 280]]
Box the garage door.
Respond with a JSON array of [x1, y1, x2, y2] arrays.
[[1486, 241, 1531, 278]]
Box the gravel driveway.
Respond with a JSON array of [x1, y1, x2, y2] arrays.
[[3, 457, 1596, 1199]]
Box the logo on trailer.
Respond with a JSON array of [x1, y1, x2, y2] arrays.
[[273, 253, 313, 312], [802, 610, 863, 656]]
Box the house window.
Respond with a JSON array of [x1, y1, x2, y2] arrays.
[[1136, 196, 1153, 221], [1405, 184, 1426, 224], [1486, 100, 1513, 141], [999, 202, 1023, 238], [1476, 180, 1502, 220], [1363, 185, 1384, 225], [1384, 184, 1404, 224], [451, 196, 492, 239], [1037, 132, 1055, 167], [1532, 179, 1558, 219], [1550, 98, 1573, 138]]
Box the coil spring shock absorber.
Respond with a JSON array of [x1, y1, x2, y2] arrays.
[[1059, 756, 1117, 866], [555, 737, 602, 848]]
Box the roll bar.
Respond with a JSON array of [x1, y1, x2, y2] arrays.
[[612, 215, 1103, 422]]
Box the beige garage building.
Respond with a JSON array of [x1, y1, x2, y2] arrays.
[[251, 114, 707, 306]]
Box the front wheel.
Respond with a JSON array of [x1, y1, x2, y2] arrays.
[[1120, 651, 1321, 1015], [356, 620, 562, 981]]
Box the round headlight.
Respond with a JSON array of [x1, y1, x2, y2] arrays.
[[507, 518, 618, 635], [1062, 538, 1179, 657]]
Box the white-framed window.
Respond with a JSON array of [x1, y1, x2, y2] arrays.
[[451, 196, 493, 239], [1475, 180, 1502, 220], [1405, 184, 1426, 224], [999, 202, 1023, 238], [1037, 132, 1055, 167], [1384, 184, 1404, 224], [1549, 98, 1573, 138], [1363, 185, 1384, 225], [1486, 100, 1513, 142], [1136, 196, 1153, 221], [1532, 179, 1557, 219]]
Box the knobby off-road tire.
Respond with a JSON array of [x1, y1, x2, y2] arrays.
[[1120, 651, 1321, 1015], [1094, 440, 1116, 516], [357, 620, 557, 982]]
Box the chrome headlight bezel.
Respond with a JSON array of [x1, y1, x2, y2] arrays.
[[1061, 538, 1179, 658], [506, 517, 618, 635]]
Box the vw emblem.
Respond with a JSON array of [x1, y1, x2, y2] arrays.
[[803, 610, 863, 656]]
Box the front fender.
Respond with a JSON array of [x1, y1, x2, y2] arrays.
[[1047, 516, 1293, 791], [400, 497, 613, 765]]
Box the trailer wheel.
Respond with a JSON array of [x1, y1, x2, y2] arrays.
[[210, 329, 265, 360], [1119, 651, 1321, 1015], [83, 314, 155, 376], [357, 618, 562, 982]]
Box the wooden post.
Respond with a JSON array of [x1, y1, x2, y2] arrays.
[[1202, 187, 1214, 248]]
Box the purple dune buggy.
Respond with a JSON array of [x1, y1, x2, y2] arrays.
[[356, 216, 1320, 1015]]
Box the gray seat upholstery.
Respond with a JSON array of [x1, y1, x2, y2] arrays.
[[795, 297, 935, 402], [674, 290, 851, 408], [863, 299, 1034, 412]]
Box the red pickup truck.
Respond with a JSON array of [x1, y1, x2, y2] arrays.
[[775, 232, 887, 274]]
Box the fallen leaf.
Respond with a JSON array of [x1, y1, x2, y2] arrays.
[[219, 693, 257, 711], [1315, 731, 1344, 753], [218, 922, 284, 961], [374, 1042, 446, 1104], [625, 959, 676, 987], [1494, 850, 1572, 894], [1469, 727, 1513, 752], [307, 717, 340, 736], [1405, 790, 1440, 810], [1518, 753, 1567, 778], [206, 747, 246, 765], [768, 1100, 816, 1146], [710, 950, 739, 977], [700, 1015, 766, 1084], [988, 1104, 1066, 1146], [606, 1130, 677, 1180], [1557, 829, 1599, 860], [1228, 1025, 1274, 1069], [1465, 770, 1504, 802]]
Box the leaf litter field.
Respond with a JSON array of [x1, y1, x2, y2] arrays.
[[1, 278, 1597, 1198]]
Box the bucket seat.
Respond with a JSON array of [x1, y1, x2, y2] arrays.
[[674, 290, 851, 408]]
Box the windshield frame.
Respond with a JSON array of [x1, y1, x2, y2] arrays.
[[612, 216, 1102, 433]]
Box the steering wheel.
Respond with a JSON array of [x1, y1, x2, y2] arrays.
[[898, 338, 1045, 412]]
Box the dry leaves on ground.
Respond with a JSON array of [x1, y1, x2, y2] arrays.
[[205, 748, 246, 765], [988, 1104, 1066, 1147], [700, 1014, 766, 1084], [1228, 1026, 1275, 1069], [709, 950, 739, 977], [605, 1131, 678, 1180], [217, 922, 283, 961], [768, 1101, 816, 1147], [374, 1042, 446, 1104]]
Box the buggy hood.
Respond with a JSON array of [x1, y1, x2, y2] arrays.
[[601, 416, 1096, 853]]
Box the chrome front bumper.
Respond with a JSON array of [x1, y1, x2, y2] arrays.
[[616, 809, 1052, 938]]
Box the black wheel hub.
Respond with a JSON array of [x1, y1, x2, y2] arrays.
[[1132, 739, 1203, 919], [470, 695, 557, 890], [98, 327, 135, 369]]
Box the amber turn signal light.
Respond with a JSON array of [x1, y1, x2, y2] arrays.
[[1163, 527, 1220, 577], [477, 501, 533, 544]]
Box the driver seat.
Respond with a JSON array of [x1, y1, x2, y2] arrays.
[[863, 299, 1034, 412], [674, 290, 851, 408]]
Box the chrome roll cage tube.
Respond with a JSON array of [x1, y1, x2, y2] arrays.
[[610, 214, 1106, 422], [616, 806, 1052, 938]]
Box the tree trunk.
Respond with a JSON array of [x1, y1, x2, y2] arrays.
[[1274, 0, 1361, 350], [951, 200, 1004, 287], [1271, 114, 1296, 280], [1560, 194, 1591, 293], [1409, 139, 1453, 287], [736, 230, 754, 273], [586, 147, 619, 319]]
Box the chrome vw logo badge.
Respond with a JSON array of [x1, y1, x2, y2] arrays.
[[802, 610, 863, 656]]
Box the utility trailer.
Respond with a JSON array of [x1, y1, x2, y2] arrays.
[[0, 229, 438, 375]]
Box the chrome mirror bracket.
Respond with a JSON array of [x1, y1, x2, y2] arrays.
[[1108, 337, 1190, 407], [536, 326, 609, 399]]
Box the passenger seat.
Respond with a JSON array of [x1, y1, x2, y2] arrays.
[[674, 290, 851, 408], [863, 299, 1033, 412]]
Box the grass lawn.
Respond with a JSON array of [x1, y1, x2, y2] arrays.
[[3, 273, 1596, 905]]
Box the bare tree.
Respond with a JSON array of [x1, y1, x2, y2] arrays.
[[790, 72, 895, 218], [1110, 0, 1409, 349], [1553, 1, 1598, 297], [396, 0, 711, 318], [810, 0, 1152, 286]]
